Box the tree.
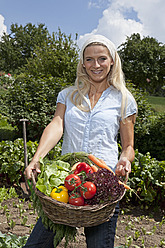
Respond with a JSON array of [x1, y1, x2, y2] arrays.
[[118, 33, 165, 95], [0, 23, 49, 74], [24, 28, 79, 85]]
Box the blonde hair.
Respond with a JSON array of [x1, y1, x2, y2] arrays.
[[70, 42, 132, 121]]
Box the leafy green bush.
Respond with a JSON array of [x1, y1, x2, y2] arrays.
[[3, 76, 67, 140], [0, 72, 13, 86], [126, 83, 165, 161], [0, 138, 62, 185], [0, 128, 17, 141], [125, 150, 165, 208], [136, 113, 165, 161], [0, 139, 38, 184], [127, 82, 154, 138], [0, 114, 18, 141]]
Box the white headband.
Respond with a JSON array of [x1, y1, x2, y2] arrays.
[[80, 34, 116, 63]]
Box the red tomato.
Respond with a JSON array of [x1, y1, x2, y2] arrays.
[[69, 193, 84, 206], [80, 182, 96, 199], [64, 174, 81, 191]]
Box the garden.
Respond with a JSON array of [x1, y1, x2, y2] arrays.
[[0, 24, 165, 247]]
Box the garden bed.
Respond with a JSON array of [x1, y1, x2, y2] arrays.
[[0, 183, 164, 247]]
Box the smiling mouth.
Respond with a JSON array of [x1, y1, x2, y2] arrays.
[[92, 70, 102, 74]]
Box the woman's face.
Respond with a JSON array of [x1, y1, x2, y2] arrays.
[[83, 45, 114, 85]]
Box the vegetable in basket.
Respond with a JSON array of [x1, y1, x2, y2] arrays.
[[50, 186, 69, 203], [69, 192, 85, 206], [64, 172, 97, 202], [64, 174, 81, 191], [73, 162, 94, 174], [85, 168, 125, 205], [80, 181, 97, 199], [35, 158, 71, 196], [69, 158, 127, 206]]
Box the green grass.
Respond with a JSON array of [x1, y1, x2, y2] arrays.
[[147, 96, 165, 113]]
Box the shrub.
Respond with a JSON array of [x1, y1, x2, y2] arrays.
[[136, 113, 165, 161], [0, 138, 62, 185], [0, 73, 13, 117], [3, 76, 67, 140], [0, 72, 13, 87], [0, 139, 38, 184], [126, 83, 165, 160], [0, 128, 18, 141], [0, 114, 18, 141], [126, 82, 154, 139]]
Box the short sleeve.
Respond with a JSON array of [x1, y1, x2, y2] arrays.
[[56, 87, 72, 105], [125, 93, 137, 118]]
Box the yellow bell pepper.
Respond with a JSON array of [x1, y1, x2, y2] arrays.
[[50, 186, 69, 203]]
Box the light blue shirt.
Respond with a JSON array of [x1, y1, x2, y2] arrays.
[[57, 86, 137, 171]]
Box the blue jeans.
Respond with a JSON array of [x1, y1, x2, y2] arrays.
[[23, 203, 119, 248], [85, 203, 119, 248], [23, 217, 55, 248]]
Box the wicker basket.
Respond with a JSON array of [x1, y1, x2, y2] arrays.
[[32, 173, 126, 228]]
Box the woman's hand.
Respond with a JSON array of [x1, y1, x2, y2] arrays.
[[116, 114, 136, 178], [24, 160, 41, 180], [115, 157, 131, 177]]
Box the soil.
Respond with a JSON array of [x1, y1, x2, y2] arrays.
[[0, 183, 164, 248]]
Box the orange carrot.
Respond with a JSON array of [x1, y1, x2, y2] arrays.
[[119, 181, 141, 199], [118, 180, 131, 190], [91, 165, 98, 172], [98, 158, 108, 166], [88, 154, 114, 174]]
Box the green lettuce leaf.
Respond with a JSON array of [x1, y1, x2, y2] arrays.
[[36, 159, 71, 195]]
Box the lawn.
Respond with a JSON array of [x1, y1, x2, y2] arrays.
[[147, 96, 165, 113]]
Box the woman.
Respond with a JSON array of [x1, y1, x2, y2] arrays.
[[24, 34, 137, 248]]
